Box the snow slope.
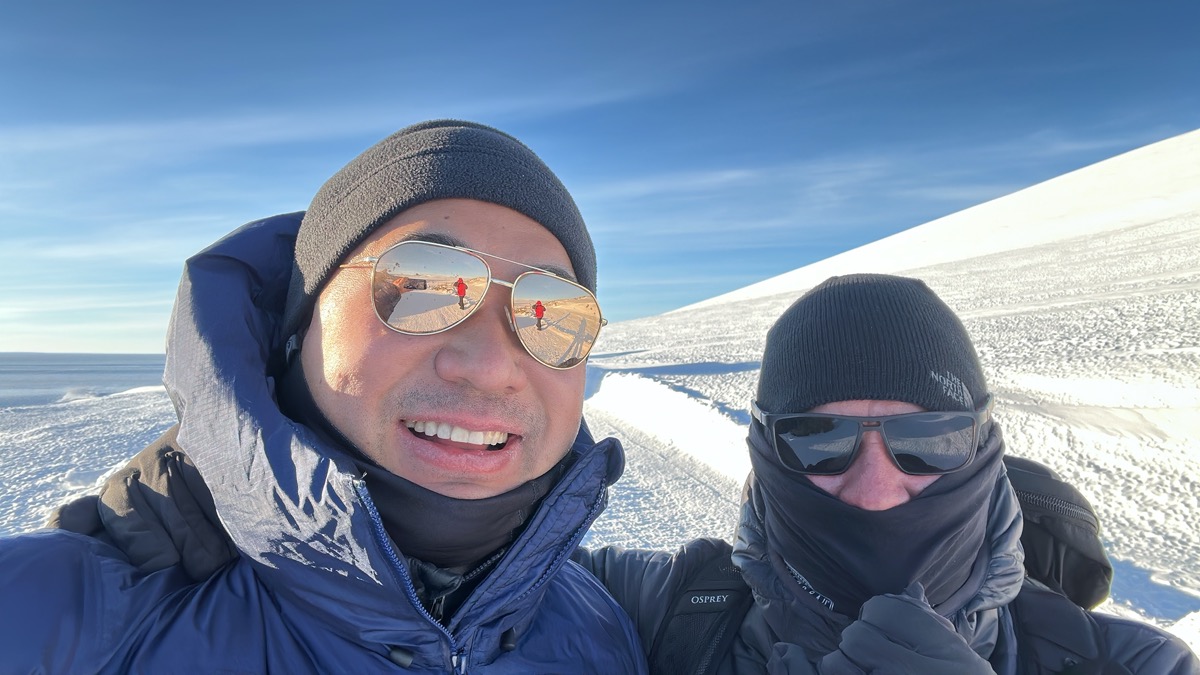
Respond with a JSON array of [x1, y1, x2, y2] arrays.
[[682, 128, 1200, 311]]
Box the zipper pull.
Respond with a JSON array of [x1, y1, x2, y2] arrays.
[[430, 594, 446, 622]]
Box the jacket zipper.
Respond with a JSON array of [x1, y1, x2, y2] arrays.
[[358, 442, 612, 671], [456, 470, 606, 669], [513, 483, 607, 603], [356, 481, 463, 670]]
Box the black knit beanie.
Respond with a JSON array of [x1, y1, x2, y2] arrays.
[[280, 119, 595, 341], [755, 273, 988, 414]]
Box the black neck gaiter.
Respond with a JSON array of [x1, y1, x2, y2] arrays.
[[278, 358, 571, 569], [749, 421, 1003, 618], [360, 456, 567, 569]]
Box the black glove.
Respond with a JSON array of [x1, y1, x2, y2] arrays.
[[818, 583, 994, 674], [47, 424, 236, 582]]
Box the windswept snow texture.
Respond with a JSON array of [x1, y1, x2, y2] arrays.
[[0, 388, 174, 529], [1, 130, 1198, 650]]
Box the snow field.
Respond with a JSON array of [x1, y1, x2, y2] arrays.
[[0, 389, 174, 534], [586, 372, 749, 482]]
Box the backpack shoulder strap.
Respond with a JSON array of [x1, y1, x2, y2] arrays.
[[1005, 455, 1114, 609], [1010, 582, 1131, 675], [649, 542, 754, 675]]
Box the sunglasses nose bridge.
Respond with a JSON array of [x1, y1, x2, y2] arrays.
[[843, 427, 911, 486], [503, 305, 517, 335], [858, 419, 883, 443], [853, 422, 893, 464], [488, 278, 519, 331]]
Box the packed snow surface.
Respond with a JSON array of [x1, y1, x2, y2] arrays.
[[1, 129, 1198, 650]]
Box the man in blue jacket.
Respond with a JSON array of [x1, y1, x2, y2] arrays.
[[0, 120, 647, 673]]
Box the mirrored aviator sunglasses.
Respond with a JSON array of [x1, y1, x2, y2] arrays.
[[341, 240, 606, 369], [750, 397, 993, 476]]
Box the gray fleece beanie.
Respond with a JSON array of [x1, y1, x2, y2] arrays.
[[755, 273, 988, 414], [280, 119, 595, 341]]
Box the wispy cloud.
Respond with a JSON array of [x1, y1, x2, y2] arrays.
[[914, 127, 1167, 167], [0, 86, 663, 228], [0, 289, 174, 317], [0, 221, 220, 270], [1018, 129, 1157, 159], [581, 125, 1179, 268], [584, 156, 894, 205], [33, 238, 205, 263], [0, 316, 171, 353], [0, 85, 654, 167], [900, 183, 1027, 204], [580, 169, 764, 201]]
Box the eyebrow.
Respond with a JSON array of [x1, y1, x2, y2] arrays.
[[392, 232, 578, 281]]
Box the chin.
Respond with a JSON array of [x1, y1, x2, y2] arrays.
[[433, 481, 512, 500]]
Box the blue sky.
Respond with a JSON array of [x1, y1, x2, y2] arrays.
[[2, 1, 1198, 353]]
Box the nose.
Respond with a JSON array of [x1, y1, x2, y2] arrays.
[[432, 289, 530, 393], [820, 431, 916, 511]]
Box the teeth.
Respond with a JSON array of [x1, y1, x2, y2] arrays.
[[406, 420, 508, 446]]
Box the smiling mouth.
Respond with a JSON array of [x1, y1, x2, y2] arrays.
[[405, 420, 511, 450]]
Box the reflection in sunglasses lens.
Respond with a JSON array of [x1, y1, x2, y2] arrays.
[[512, 272, 603, 368], [373, 244, 489, 334], [884, 414, 975, 474], [778, 417, 858, 474]]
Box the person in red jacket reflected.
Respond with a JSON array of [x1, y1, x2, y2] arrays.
[[455, 277, 468, 310]]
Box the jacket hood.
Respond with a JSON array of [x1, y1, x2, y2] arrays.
[[160, 212, 624, 656]]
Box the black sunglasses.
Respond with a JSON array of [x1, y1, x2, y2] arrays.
[[750, 397, 993, 476]]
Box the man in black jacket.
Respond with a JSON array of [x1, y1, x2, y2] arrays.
[[580, 273, 1198, 673]]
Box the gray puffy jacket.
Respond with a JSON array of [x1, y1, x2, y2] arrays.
[[577, 472, 1199, 674]]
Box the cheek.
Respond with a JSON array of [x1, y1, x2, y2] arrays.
[[905, 474, 941, 495], [805, 474, 841, 494], [539, 367, 585, 438], [806, 472, 940, 496], [306, 283, 382, 398]]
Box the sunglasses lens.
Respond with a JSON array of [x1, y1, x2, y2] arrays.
[[882, 413, 977, 475], [510, 272, 604, 369], [765, 410, 980, 476], [372, 243, 489, 333], [772, 416, 860, 474]]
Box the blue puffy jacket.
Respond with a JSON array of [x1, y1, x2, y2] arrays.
[[0, 213, 647, 674]]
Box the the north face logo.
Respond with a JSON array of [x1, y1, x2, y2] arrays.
[[929, 370, 970, 407]]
